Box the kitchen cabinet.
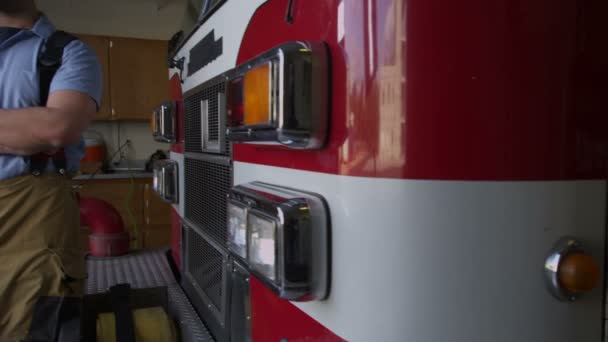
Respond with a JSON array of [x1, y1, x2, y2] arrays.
[[108, 37, 168, 120], [143, 182, 172, 249], [76, 34, 168, 121], [76, 178, 171, 250], [75, 34, 112, 120]]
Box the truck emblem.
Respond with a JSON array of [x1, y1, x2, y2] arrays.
[[188, 30, 223, 76]]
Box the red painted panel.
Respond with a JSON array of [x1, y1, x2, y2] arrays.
[[250, 276, 345, 342], [170, 142, 184, 154], [235, 0, 608, 180], [169, 73, 185, 154], [235, 0, 346, 176], [168, 74, 184, 265], [170, 208, 182, 269]]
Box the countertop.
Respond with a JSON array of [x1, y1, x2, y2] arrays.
[[73, 172, 153, 181]]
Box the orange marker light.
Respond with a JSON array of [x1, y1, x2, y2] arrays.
[[558, 252, 600, 294], [243, 63, 272, 126]]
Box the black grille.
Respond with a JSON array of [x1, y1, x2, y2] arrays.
[[184, 157, 231, 246], [184, 81, 229, 155], [185, 226, 224, 310]]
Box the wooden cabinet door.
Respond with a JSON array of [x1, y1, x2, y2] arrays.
[[108, 37, 168, 120], [77, 34, 112, 120], [143, 182, 172, 249], [142, 224, 172, 249]]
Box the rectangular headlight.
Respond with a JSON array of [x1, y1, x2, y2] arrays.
[[227, 202, 247, 258], [247, 211, 278, 282], [227, 182, 330, 301]]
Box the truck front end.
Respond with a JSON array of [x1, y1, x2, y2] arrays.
[[153, 1, 608, 341]]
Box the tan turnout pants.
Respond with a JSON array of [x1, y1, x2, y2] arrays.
[[0, 175, 85, 341]]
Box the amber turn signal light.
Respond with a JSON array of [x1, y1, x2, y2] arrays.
[[243, 62, 272, 126], [558, 252, 600, 294]]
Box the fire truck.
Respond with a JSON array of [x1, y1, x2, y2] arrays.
[[150, 0, 608, 341]]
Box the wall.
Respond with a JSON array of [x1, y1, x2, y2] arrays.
[[84, 122, 166, 168], [37, 0, 188, 162], [37, 0, 187, 40]]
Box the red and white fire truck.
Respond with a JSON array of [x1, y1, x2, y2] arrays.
[[150, 0, 608, 340]]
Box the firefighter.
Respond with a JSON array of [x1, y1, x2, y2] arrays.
[[0, 0, 101, 339]]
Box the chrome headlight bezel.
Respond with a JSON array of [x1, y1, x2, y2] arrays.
[[227, 181, 330, 301], [152, 159, 179, 204]]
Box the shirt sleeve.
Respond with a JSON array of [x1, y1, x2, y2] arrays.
[[49, 39, 103, 109]]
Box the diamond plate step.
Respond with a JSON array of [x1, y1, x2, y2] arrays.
[[86, 249, 214, 342]]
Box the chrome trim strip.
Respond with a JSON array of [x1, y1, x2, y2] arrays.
[[201, 99, 209, 152], [544, 236, 584, 302], [153, 102, 177, 143]]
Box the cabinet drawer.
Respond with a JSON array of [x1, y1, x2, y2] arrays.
[[142, 224, 172, 249]]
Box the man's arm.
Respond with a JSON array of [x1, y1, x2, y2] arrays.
[[0, 90, 96, 155]]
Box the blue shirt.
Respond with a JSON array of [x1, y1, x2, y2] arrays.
[[0, 15, 102, 180]]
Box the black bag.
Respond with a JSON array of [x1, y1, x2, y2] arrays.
[[28, 296, 82, 342]]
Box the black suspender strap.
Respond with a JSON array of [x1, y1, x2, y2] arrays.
[[38, 31, 77, 106], [30, 150, 67, 176], [0, 27, 22, 42], [30, 31, 78, 176]]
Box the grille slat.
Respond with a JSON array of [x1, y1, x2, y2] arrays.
[[184, 158, 231, 246], [186, 227, 224, 310], [184, 82, 229, 155], [208, 94, 219, 142]]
